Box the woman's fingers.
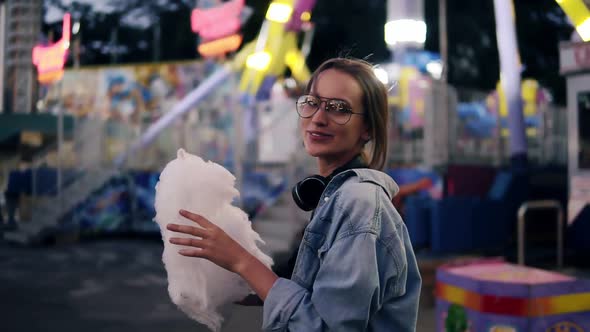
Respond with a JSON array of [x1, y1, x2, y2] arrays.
[[170, 237, 211, 258], [179, 209, 215, 229], [178, 248, 207, 258], [166, 223, 209, 238], [169, 236, 205, 247], [167, 210, 248, 273]]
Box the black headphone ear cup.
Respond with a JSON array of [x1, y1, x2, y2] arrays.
[[292, 175, 327, 211], [292, 155, 367, 212]]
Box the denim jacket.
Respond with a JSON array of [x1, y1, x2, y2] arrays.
[[262, 168, 421, 331]]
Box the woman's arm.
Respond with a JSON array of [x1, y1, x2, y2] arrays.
[[166, 209, 278, 300], [235, 252, 278, 300], [262, 232, 397, 332]]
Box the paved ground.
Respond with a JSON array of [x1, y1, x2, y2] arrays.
[[0, 238, 436, 332]]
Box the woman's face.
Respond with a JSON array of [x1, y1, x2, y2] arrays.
[[300, 69, 369, 168]]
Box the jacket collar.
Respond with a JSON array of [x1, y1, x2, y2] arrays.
[[329, 168, 399, 200]]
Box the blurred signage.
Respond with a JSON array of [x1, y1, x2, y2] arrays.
[[32, 13, 70, 84], [560, 42, 590, 74], [197, 34, 242, 57], [191, 0, 244, 57], [33, 44, 68, 83]]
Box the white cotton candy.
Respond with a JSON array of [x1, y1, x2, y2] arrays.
[[153, 149, 273, 332]]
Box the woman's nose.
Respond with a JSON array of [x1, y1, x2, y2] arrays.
[[311, 104, 329, 125]]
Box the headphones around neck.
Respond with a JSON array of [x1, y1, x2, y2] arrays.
[[292, 155, 368, 211]]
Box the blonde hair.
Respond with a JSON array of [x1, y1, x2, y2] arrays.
[[306, 58, 389, 170]]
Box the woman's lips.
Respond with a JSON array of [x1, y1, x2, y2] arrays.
[[307, 131, 334, 142]]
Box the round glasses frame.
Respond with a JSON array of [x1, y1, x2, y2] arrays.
[[295, 95, 364, 125]]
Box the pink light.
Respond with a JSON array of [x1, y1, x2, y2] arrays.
[[198, 17, 241, 41], [191, 0, 244, 42], [32, 13, 71, 84], [62, 12, 71, 42]]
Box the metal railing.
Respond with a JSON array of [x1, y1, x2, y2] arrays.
[[517, 200, 564, 268]]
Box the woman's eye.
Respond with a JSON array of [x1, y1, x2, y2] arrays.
[[325, 103, 337, 111], [328, 102, 347, 112]]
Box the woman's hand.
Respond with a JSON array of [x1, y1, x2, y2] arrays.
[[167, 209, 279, 301], [167, 209, 253, 274]]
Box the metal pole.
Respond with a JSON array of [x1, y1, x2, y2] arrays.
[[0, 2, 5, 113], [73, 38, 80, 68], [32, 158, 37, 214], [439, 0, 450, 165], [57, 80, 64, 218], [153, 22, 160, 62], [110, 27, 118, 64], [439, 0, 448, 83], [73, 11, 81, 69], [233, 94, 245, 208]]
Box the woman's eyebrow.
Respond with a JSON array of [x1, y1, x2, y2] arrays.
[[313, 94, 352, 105]]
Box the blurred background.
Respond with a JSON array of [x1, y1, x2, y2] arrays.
[[1, 0, 590, 331]]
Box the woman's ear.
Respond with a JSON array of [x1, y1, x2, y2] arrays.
[[361, 121, 371, 141], [361, 128, 371, 142]]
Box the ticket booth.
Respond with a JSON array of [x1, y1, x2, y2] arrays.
[[559, 41, 590, 237]]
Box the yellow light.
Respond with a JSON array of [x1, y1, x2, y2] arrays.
[[285, 51, 297, 66], [555, 0, 590, 41], [300, 11, 311, 22], [246, 51, 272, 71], [577, 17, 590, 41], [285, 50, 303, 70], [266, 2, 293, 23], [38, 71, 65, 85]]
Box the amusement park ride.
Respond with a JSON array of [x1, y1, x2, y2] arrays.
[[15, 2, 590, 328], [111, 0, 316, 166], [23, 0, 590, 225], [17, 0, 320, 243]]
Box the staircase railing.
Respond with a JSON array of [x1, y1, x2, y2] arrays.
[[4, 116, 117, 243]]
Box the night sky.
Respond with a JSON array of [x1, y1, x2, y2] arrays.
[[42, 0, 575, 103]]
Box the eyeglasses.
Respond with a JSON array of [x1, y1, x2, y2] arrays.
[[296, 95, 363, 125]]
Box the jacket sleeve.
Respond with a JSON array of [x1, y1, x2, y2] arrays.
[[262, 232, 396, 331]]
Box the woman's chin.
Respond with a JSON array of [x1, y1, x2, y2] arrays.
[[305, 142, 331, 155], [305, 149, 333, 159]]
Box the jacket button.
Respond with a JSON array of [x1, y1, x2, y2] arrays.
[[324, 196, 329, 202]]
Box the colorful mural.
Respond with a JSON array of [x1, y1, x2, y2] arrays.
[[43, 61, 221, 119], [41, 60, 238, 167]]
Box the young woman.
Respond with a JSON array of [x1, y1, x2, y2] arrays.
[[167, 57, 421, 331]]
